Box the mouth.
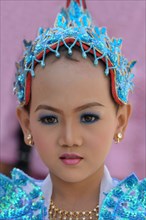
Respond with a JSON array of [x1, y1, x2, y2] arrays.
[[59, 153, 83, 165]]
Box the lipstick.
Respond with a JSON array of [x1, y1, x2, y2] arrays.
[[60, 153, 83, 165]]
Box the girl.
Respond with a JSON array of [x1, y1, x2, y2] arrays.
[[0, 0, 145, 219]]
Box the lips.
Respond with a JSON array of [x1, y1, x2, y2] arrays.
[[59, 153, 83, 165], [60, 153, 83, 159]]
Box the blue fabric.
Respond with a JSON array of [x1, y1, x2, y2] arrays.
[[0, 168, 145, 219]]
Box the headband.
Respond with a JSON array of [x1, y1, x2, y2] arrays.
[[13, 0, 136, 106]]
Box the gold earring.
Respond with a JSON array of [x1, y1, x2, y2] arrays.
[[115, 132, 123, 144], [26, 134, 33, 145]]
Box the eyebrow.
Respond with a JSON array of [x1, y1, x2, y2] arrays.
[[35, 102, 105, 114]]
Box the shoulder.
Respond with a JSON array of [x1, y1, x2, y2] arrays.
[[99, 173, 146, 220], [0, 168, 47, 219]]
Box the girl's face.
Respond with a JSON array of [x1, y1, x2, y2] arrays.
[[17, 50, 131, 183]]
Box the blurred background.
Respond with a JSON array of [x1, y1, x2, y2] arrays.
[[0, 0, 145, 179]]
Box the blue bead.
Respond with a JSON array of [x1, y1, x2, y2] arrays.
[[105, 68, 109, 75], [82, 52, 87, 59], [55, 52, 60, 57], [41, 61, 45, 67], [94, 59, 98, 66], [68, 48, 72, 55]]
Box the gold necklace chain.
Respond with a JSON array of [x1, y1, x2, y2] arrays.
[[49, 199, 99, 220]]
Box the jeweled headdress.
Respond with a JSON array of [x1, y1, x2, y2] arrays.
[[14, 0, 136, 106]]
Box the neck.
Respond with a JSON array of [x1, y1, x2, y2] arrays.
[[50, 165, 104, 211]]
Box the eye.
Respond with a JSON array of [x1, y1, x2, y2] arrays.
[[38, 115, 58, 125], [81, 113, 100, 124]]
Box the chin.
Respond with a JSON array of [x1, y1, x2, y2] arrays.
[[59, 173, 90, 184]]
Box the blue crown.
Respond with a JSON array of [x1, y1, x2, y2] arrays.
[[13, 0, 136, 106]]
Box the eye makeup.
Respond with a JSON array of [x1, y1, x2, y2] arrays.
[[38, 114, 58, 125], [37, 111, 101, 126], [80, 112, 101, 124]]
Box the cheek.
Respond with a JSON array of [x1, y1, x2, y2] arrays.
[[100, 125, 115, 146], [30, 123, 56, 154], [87, 120, 116, 155], [31, 126, 58, 168]]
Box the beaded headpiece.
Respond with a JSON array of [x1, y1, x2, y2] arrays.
[[14, 0, 136, 106]]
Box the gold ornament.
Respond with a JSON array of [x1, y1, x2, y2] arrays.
[[49, 199, 99, 220], [115, 132, 123, 144], [26, 133, 33, 145]]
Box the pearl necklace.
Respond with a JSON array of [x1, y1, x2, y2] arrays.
[[49, 199, 99, 220]]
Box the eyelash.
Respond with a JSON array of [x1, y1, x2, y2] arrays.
[[81, 113, 100, 124], [38, 113, 100, 125], [38, 115, 58, 125]]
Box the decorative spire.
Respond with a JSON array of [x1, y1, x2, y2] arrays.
[[66, 0, 87, 9]]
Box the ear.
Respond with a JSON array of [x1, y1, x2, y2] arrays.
[[16, 107, 31, 145], [115, 103, 132, 139]]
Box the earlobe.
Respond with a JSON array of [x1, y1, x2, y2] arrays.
[[115, 104, 132, 139], [16, 107, 30, 139]]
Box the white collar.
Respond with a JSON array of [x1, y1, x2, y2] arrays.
[[99, 166, 118, 208], [41, 166, 118, 218]]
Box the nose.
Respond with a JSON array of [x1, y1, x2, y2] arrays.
[[58, 121, 83, 147]]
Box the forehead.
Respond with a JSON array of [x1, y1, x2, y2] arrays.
[[31, 49, 113, 108], [34, 49, 106, 83]]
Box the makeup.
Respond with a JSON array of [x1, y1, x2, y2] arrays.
[[60, 153, 83, 165]]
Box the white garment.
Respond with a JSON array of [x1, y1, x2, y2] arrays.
[[39, 166, 119, 219]]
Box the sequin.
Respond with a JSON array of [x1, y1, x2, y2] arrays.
[[0, 169, 47, 219], [99, 174, 146, 220]]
